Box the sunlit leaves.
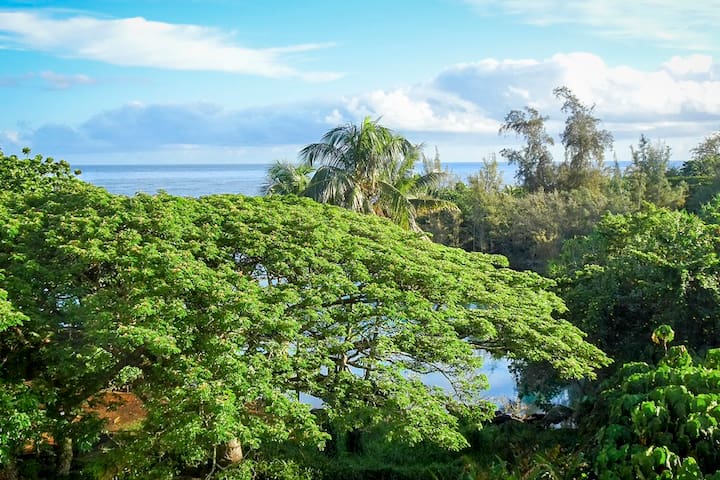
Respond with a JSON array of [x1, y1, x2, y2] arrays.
[[596, 343, 720, 479], [0, 153, 608, 476], [554, 205, 720, 365]]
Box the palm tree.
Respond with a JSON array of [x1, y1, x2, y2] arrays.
[[300, 117, 456, 232], [261, 160, 314, 196]]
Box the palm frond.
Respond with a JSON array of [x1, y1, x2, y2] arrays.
[[348, 183, 370, 214], [262, 160, 314, 196], [409, 171, 450, 194], [299, 142, 344, 168], [304, 165, 361, 209], [408, 197, 459, 214], [377, 180, 416, 230], [297, 117, 432, 232]]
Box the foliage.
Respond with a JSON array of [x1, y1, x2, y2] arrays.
[[262, 160, 315, 195], [553, 205, 720, 365], [674, 132, 720, 212], [419, 88, 640, 273], [499, 107, 556, 192], [0, 148, 80, 193], [652, 325, 676, 352], [426, 174, 631, 273], [313, 429, 463, 480], [594, 327, 720, 479], [0, 150, 83, 477], [299, 117, 456, 232], [0, 152, 608, 477], [553, 86, 614, 190], [493, 187, 631, 273], [625, 135, 686, 209], [417, 155, 505, 252], [682, 132, 720, 177], [464, 422, 591, 480], [668, 175, 718, 214]]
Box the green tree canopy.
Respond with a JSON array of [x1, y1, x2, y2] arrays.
[[554, 86, 614, 190], [674, 132, 720, 211], [625, 134, 685, 209], [552, 205, 720, 366], [682, 132, 720, 177], [0, 152, 609, 477], [431, 177, 630, 273], [499, 106, 556, 192]]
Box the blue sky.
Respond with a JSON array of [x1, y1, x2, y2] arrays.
[[1, 0, 719, 164]]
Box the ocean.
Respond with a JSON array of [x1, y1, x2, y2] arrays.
[[76, 162, 512, 197], [75, 160, 682, 198]]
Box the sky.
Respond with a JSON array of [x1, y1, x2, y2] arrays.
[[1, 0, 719, 165]]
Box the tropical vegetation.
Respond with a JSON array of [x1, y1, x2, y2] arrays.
[[0, 150, 607, 478], [4, 84, 720, 478], [264, 116, 456, 232]]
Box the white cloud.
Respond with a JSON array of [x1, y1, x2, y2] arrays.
[[324, 109, 344, 125], [344, 88, 499, 133], [428, 52, 720, 135], [0, 10, 341, 81], [464, 0, 720, 50], [315, 52, 720, 159], [11, 52, 720, 161], [1, 130, 21, 148], [662, 55, 715, 78]]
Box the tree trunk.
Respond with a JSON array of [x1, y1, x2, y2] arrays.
[[57, 437, 73, 476], [0, 458, 19, 480]]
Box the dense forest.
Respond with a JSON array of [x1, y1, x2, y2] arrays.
[[3, 87, 720, 479]]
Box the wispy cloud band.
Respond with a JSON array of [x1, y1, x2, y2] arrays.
[[0, 10, 341, 81], [465, 0, 720, 51], [0, 70, 95, 89]]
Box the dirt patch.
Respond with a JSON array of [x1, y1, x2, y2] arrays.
[[84, 391, 147, 432]]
